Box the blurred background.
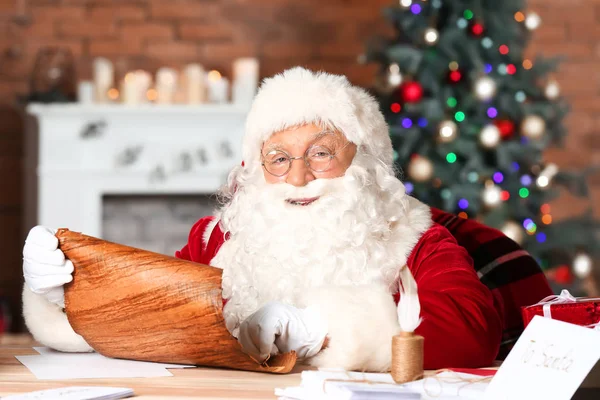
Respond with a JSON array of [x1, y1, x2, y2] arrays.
[[0, 0, 598, 334]]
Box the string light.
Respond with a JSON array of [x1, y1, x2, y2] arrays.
[[463, 9, 474, 20], [499, 45, 509, 55], [497, 64, 507, 75], [514, 11, 525, 22], [481, 37, 493, 49], [399, 0, 412, 8], [417, 118, 428, 127], [411, 4, 422, 14], [520, 175, 532, 186], [468, 172, 479, 182], [449, 61, 459, 71], [458, 199, 469, 209], [487, 107, 498, 118], [542, 214, 553, 225], [501, 191, 510, 201], [541, 204, 551, 214], [493, 172, 504, 183], [441, 188, 452, 199], [523, 59, 533, 70], [458, 212, 468, 219], [446, 152, 458, 163], [573, 253, 593, 278], [519, 188, 530, 198], [484, 63, 493, 74], [457, 18, 468, 29], [523, 219, 534, 229], [454, 111, 466, 122], [391, 103, 402, 113], [515, 91, 526, 102], [474, 76, 497, 100], [405, 182, 414, 193], [525, 12, 541, 30], [402, 118, 413, 128], [438, 120, 458, 142], [482, 183, 502, 207], [449, 70, 462, 82], [506, 64, 517, 75], [511, 162, 520, 171], [536, 232, 546, 243], [424, 28, 439, 44], [447, 97, 458, 107], [479, 125, 501, 148]]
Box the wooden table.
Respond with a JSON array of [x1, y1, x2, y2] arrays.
[[0, 334, 305, 399]]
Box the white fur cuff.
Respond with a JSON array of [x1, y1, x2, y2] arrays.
[[298, 284, 400, 372], [22, 286, 94, 353]]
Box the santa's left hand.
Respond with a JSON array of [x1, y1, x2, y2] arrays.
[[238, 302, 328, 363]]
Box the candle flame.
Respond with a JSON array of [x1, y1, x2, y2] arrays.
[[208, 70, 222, 81], [107, 88, 119, 100]]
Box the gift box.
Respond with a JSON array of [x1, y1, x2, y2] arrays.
[[522, 289, 600, 329]]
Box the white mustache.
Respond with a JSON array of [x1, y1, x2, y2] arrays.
[[261, 177, 343, 200]]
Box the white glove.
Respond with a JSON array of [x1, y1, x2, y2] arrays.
[[23, 226, 74, 308], [238, 301, 328, 363]]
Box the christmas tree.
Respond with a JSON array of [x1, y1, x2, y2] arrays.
[[364, 0, 599, 293]]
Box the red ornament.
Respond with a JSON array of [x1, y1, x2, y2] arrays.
[[449, 70, 462, 83], [399, 81, 423, 103], [494, 119, 516, 139], [471, 22, 484, 36], [549, 265, 573, 285]]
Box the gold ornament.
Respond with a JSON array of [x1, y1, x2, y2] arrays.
[[438, 120, 458, 143], [474, 76, 497, 101], [521, 115, 546, 139], [408, 156, 434, 182], [479, 125, 501, 148], [501, 221, 524, 244]]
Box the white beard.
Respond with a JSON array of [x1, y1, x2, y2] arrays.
[[211, 154, 431, 337]]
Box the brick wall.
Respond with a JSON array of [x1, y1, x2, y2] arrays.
[[0, 0, 598, 330]]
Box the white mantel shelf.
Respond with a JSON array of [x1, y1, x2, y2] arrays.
[[24, 103, 249, 238], [27, 103, 250, 116]]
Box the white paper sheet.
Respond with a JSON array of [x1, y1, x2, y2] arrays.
[[16, 354, 174, 379], [33, 347, 195, 369], [275, 369, 489, 400], [2, 386, 134, 400]]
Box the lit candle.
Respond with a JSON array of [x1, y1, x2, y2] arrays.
[[232, 58, 259, 106], [207, 70, 229, 104], [156, 67, 178, 104], [121, 70, 152, 105], [93, 57, 114, 103], [184, 64, 206, 104]]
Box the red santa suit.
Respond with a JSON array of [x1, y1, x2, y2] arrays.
[[176, 211, 503, 370]]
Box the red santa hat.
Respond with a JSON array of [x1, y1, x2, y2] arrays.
[[243, 67, 393, 170]]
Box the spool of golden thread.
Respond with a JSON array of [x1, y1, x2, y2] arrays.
[[391, 331, 424, 384]]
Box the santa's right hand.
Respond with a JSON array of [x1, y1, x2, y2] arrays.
[[23, 226, 74, 308]]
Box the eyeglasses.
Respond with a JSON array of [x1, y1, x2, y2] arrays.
[[261, 140, 351, 177]]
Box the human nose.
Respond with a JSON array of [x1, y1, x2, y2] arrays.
[[285, 157, 315, 187]]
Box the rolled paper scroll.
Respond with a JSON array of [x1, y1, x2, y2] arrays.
[[56, 228, 297, 374]]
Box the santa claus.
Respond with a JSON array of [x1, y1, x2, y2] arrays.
[[22, 67, 504, 372]]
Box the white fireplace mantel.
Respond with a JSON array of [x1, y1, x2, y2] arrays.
[[24, 103, 249, 238]]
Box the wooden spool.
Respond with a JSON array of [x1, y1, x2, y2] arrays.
[[56, 228, 297, 374]]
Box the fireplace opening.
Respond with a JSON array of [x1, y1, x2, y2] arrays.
[[102, 194, 219, 256]]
